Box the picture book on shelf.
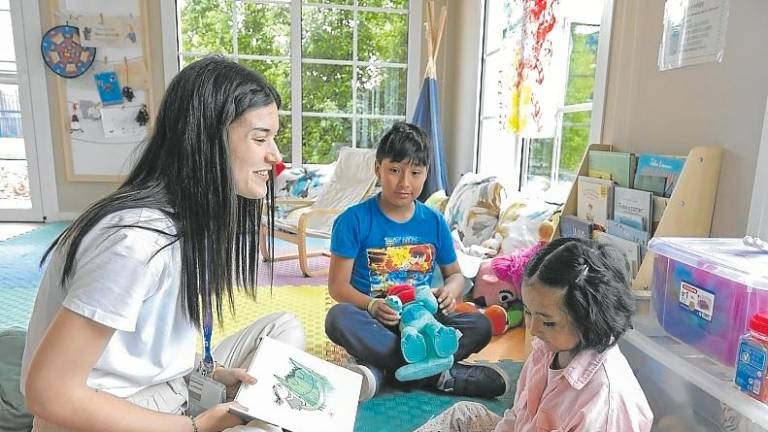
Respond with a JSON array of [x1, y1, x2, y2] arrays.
[[605, 220, 650, 258], [634, 174, 667, 196], [594, 231, 641, 277], [577, 176, 614, 227], [588, 150, 636, 188], [559, 215, 596, 239], [232, 337, 362, 432], [634, 153, 686, 198], [613, 187, 653, 232]]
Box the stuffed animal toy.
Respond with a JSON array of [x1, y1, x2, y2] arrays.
[[384, 284, 462, 382], [471, 221, 554, 333]]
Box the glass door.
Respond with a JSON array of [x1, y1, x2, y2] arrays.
[[0, 0, 44, 221]]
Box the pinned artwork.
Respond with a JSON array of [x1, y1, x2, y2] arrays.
[[100, 105, 148, 139], [40, 25, 96, 78], [79, 14, 131, 48], [78, 100, 102, 120], [94, 71, 124, 105]]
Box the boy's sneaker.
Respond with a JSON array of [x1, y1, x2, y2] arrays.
[[344, 363, 380, 402], [435, 362, 510, 398]]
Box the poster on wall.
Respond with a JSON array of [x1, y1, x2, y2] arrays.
[[658, 0, 729, 71]]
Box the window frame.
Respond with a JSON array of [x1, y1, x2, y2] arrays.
[[161, 0, 423, 166]]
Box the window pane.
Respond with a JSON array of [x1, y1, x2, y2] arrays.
[[0, 10, 16, 71], [180, 54, 207, 69], [302, 7, 352, 60], [565, 24, 599, 105], [237, 3, 290, 57], [357, 118, 396, 149], [358, 11, 408, 63], [277, 114, 292, 163], [524, 138, 553, 192], [303, 0, 353, 5], [302, 64, 352, 113], [557, 110, 592, 183], [240, 59, 291, 110], [0, 84, 30, 209], [302, 116, 351, 164], [356, 66, 406, 116], [178, 0, 234, 54], [359, 0, 408, 8], [0, 1, 9, 10]]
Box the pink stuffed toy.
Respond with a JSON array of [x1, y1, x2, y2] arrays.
[[472, 221, 554, 310]]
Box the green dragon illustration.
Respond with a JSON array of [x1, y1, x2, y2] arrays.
[[273, 358, 334, 412]]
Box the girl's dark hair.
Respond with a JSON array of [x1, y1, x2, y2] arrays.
[[375, 122, 430, 167], [42, 56, 282, 328], [525, 237, 635, 353]]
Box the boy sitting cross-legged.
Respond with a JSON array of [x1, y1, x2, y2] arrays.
[[324, 122, 510, 402]]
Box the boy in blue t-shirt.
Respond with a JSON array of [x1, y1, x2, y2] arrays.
[[325, 122, 510, 402]]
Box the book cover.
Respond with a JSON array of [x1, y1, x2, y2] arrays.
[[577, 176, 614, 227], [588, 169, 612, 181], [634, 175, 667, 197], [588, 150, 636, 188], [594, 231, 641, 277], [559, 215, 595, 239], [613, 186, 653, 232], [634, 153, 686, 197], [652, 196, 670, 233], [232, 337, 362, 432], [614, 212, 645, 231], [605, 219, 650, 259]]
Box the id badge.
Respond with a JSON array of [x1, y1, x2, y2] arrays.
[[187, 371, 226, 416]]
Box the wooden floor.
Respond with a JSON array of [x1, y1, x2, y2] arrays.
[[468, 326, 527, 362]]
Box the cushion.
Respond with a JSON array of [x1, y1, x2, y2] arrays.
[[0, 327, 32, 432], [497, 196, 560, 255], [443, 174, 503, 248]]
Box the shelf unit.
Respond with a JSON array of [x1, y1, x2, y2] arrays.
[[559, 144, 723, 292]]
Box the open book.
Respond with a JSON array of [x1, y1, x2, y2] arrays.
[[231, 336, 362, 432]]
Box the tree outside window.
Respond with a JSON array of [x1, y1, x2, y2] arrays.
[[177, 0, 410, 165]]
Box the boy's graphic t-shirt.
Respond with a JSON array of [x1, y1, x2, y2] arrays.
[[331, 195, 457, 297]]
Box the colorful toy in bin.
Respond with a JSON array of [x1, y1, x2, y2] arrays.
[[649, 237, 768, 367], [735, 311, 768, 402]]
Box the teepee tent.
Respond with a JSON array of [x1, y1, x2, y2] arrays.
[[413, 1, 450, 201]]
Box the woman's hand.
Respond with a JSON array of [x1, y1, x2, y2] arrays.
[[432, 287, 457, 314], [369, 299, 401, 327], [212, 367, 257, 401], [194, 401, 248, 432]]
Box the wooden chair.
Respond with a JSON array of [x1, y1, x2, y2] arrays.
[[260, 147, 378, 277]]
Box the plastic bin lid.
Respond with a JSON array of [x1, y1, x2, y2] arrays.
[[648, 237, 768, 291]]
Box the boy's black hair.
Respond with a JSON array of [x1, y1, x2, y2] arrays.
[[375, 122, 430, 167], [524, 237, 635, 353]]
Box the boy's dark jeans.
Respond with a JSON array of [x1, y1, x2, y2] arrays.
[[325, 303, 493, 388]]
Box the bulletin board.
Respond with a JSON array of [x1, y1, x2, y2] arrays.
[[48, 0, 153, 182]]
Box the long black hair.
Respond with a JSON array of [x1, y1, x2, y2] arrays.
[[524, 237, 635, 352], [43, 56, 281, 328]]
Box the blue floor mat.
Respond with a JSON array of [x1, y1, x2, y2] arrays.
[[0, 222, 69, 328], [355, 360, 522, 432]]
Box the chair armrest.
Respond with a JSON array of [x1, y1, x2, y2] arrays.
[[297, 207, 342, 233]]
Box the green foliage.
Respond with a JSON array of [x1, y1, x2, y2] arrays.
[[179, 0, 409, 163]]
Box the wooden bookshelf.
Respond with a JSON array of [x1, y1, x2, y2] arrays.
[[559, 144, 723, 293]]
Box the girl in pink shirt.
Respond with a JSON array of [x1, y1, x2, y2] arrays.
[[415, 237, 653, 432]]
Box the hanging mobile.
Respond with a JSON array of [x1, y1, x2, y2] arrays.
[[136, 104, 149, 126], [121, 57, 135, 102]]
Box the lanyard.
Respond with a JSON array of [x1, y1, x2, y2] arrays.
[[199, 297, 215, 376]]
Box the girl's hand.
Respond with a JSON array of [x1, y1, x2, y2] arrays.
[[212, 367, 257, 401], [432, 287, 457, 314], [369, 299, 401, 327], [194, 401, 247, 432]]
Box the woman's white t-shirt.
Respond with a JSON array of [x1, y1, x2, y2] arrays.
[[21, 208, 196, 398]]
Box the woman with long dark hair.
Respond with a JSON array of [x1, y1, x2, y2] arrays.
[[21, 57, 305, 432]]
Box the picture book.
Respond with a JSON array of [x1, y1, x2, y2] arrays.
[[634, 153, 686, 197], [652, 196, 670, 233], [232, 337, 362, 432], [605, 220, 650, 259], [613, 187, 653, 232], [559, 215, 595, 239], [594, 231, 641, 277], [634, 175, 667, 196], [614, 212, 645, 231], [577, 176, 614, 227], [588, 150, 636, 188]]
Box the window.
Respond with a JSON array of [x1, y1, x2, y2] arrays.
[[477, 0, 607, 203], [175, 0, 414, 165]]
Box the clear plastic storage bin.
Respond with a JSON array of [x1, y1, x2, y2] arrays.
[[649, 237, 768, 366]]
